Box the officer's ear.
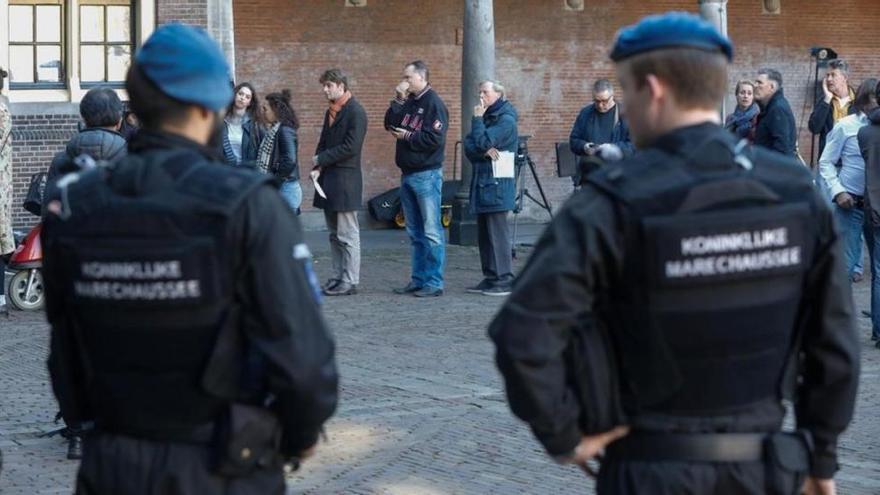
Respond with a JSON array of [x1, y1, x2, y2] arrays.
[[642, 74, 667, 104]]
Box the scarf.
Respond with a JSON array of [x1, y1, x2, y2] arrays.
[[256, 123, 280, 174], [328, 91, 352, 126], [725, 103, 760, 139], [832, 87, 856, 123]]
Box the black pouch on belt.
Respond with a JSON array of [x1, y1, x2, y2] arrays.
[[763, 431, 812, 495], [211, 403, 282, 477]]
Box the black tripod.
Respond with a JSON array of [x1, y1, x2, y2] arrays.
[[512, 135, 552, 258]]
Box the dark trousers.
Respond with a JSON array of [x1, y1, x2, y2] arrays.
[[597, 461, 803, 495], [477, 211, 513, 283], [76, 433, 285, 495]]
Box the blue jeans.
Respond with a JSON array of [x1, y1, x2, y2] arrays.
[[865, 224, 880, 339], [400, 168, 445, 289], [832, 205, 866, 277], [279, 179, 302, 215]]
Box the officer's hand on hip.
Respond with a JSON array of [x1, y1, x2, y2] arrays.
[[801, 477, 836, 495], [834, 192, 855, 209], [557, 425, 630, 466]]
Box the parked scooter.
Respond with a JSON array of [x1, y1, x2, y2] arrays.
[[6, 223, 43, 311]]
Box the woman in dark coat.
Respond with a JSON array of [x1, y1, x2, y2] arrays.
[[222, 82, 265, 168], [725, 80, 759, 141], [464, 80, 519, 296], [259, 90, 301, 213]]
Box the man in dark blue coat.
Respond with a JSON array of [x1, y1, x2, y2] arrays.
[[754, 68, 798, 157], [569, 79, 634, 182], [464, 81, 518, 296]]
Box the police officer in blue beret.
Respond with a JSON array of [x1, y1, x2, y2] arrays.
[[490, 12, 858, 495], [41, 24, 338, 494]]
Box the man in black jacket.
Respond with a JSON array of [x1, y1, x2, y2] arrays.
[[47, 87, 127, 189], [312, 68, 367, 296], [754, 68, 798, 156], [384, 60, 449, 298], [42, 24, 338, 494], [809, 59, 855, 158], [489, 12, 858, 495], [860, 81, 880, 349], [44, 86, 128, 460]]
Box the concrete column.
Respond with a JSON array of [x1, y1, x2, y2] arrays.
[[450, 0, 495, 246], [207, 0, 236, 79], [698, 0, 728, 119]]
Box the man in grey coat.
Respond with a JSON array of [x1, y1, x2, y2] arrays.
[[312, 69, 368, 296]]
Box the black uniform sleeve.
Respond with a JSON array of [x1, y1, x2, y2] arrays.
[[808, 100, 832, 136], [42, 206, 92, 426], [488, 190, 625, 456], [234, 185, 338, 455], [316, 105, 367, 168], [795, 197, 860, 478]]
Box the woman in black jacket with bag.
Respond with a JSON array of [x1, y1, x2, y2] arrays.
[[259, 90, 302, 214]]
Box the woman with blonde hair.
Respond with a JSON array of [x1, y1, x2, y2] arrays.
[[724, 79, 759, 141]]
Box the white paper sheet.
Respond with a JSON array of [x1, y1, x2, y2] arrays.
[[492, 151, 515, 179], [310, 170, 327, 199]]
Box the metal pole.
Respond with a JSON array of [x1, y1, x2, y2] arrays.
[[698, 0, 728, 120], [450, 0, 496, 245]]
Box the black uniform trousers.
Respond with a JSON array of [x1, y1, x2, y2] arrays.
[[76, 433, 285, 495], [477, 211, 513, 283]]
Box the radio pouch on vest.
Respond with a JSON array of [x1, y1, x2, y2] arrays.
[[211, 402, 282, 477]]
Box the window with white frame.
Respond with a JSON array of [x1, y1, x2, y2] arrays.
[[6, 0, 136, 90], [8, 0, 65, 87]]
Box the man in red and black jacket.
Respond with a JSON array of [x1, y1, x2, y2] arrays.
[[384, 60, 449, 298]]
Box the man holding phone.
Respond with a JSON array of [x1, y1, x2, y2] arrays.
[[569, 79, 634, 182], [384, 60, 449, 298]]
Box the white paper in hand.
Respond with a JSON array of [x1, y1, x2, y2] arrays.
[[310, 170, 327, 199], [492, 151, 515, 179]]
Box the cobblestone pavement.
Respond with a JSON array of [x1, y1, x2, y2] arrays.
[[1, 228, 880, 494]]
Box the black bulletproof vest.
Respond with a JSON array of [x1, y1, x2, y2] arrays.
[[588, 137, 817, 416], [50, 149, 270, 438]]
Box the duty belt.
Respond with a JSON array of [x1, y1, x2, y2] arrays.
[[606, 432, 767, 462]]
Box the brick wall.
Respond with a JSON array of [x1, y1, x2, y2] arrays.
[[233, 0, 880, 220], [157, 0, 207, 27], [8, 113, 80, 230]]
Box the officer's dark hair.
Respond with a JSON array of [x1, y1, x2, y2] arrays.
[[757, 68, 783, 89], [853, 78, 879, 114], [406, 60, 429, 82], [225, 82, 264, 125], [79, 86, 123, 129], [593, 79, 614, 95], [125, 62, 192, 131], [264, 89, 300, 130], [319, 68, 349, 91], [620, 47, 727, 110]]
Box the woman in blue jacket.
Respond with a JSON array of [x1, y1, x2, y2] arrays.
[[464, 81, 519, 296]]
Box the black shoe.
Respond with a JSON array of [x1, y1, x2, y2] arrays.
[[853, 272, 865, 283], [322, 279, 341, 293], [873, 334, 880, 341], [393, 282, 422, 295], [67, 436, 83, 460], [875, 340, 880, 349], [0, 304, 8, 318], [324, 282, 357, 296], [413, 287, 443, 298], [862, 310, 872, 318], [482, 285, 512, 297], [466, 279, 493, 294]]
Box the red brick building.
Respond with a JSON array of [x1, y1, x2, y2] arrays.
[[3, 0, 879, 230]]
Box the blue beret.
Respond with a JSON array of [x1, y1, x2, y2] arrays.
[[610, 12, 733, 62], [135, 24, 232, 111]]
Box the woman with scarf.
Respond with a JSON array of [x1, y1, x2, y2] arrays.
[[222, 82, 265, 168], [259, 90, 302, 214], [725, 80, 760, 141]]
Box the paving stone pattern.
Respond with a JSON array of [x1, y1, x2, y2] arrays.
[[1, 238, 879, 494]]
